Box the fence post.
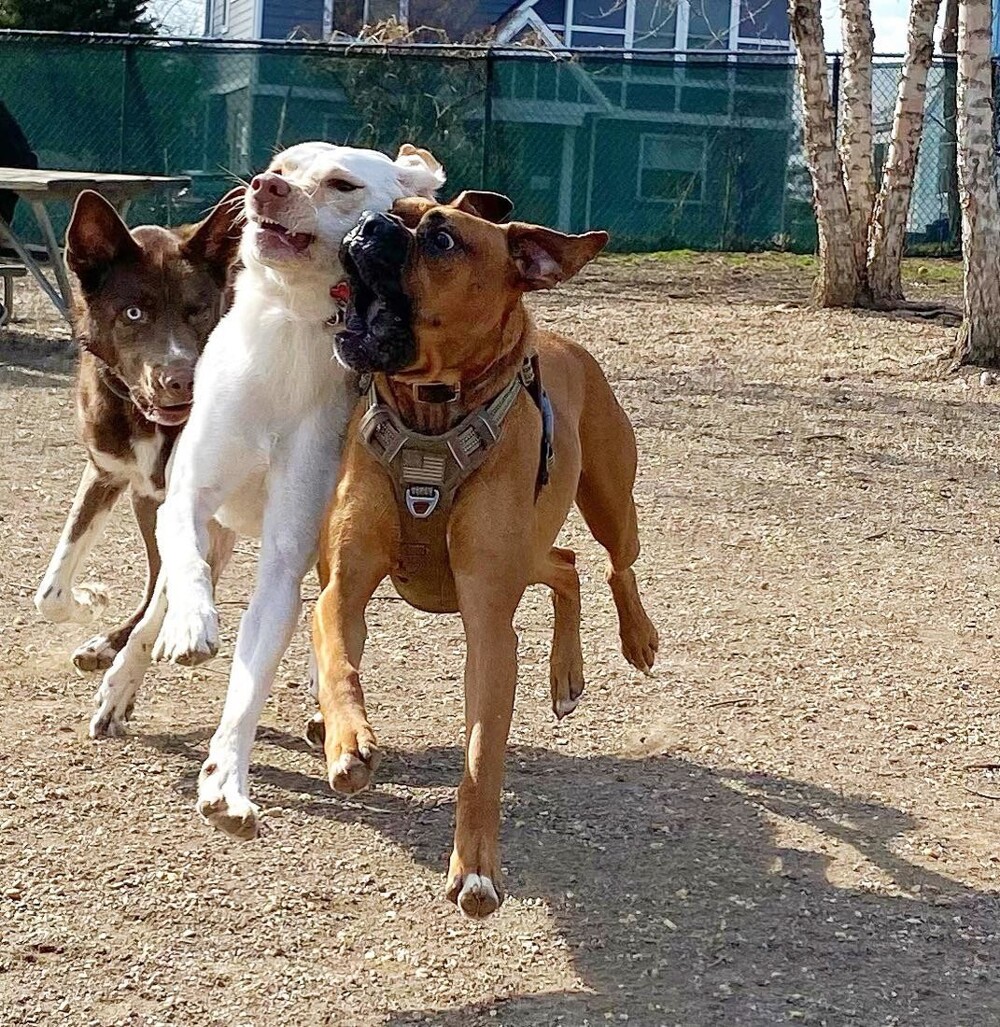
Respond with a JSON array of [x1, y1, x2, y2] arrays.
[[118, 41, 130, 171], [481, 46, 494, 190]]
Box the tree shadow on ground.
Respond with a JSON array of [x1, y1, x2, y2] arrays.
[[145, 729, 1000, 1026]]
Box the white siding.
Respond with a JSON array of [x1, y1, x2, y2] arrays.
[[211, 0, 258, 38]]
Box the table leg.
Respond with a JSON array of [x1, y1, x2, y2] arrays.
[[29, 200, 74, 317], [0, 216, 67, 319]]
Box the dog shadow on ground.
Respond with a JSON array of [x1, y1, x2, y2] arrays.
[[146, 728, 1000, 1026]]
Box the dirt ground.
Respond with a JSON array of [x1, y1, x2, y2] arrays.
[[2, 254, 999, 1027]]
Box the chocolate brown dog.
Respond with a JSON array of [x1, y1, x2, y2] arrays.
[[312, 192, 658, 918]]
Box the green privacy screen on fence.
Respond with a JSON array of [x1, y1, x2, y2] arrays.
[[0, 33, 961, 255]]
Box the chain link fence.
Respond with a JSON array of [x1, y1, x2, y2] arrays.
[[0, 33, 961, 255]]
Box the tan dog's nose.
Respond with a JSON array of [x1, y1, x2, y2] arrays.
[[251, 173, 290, 199], [157, 364, 194, 404]]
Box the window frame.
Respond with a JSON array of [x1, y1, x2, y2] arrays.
[[635, 131, 708, 204]]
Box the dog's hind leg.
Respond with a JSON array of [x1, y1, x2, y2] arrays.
[[35, 459, 124, 626], [73, 492, 162, 673], [574, 368, 658, 675], [538, 546, 584, 719]]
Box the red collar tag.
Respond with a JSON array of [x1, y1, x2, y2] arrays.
[[330, 281, 351, 306]]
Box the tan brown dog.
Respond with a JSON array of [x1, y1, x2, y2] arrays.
[[312, 192, 658, 918]]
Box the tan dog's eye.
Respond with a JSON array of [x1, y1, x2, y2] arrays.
[[328, 178, 361, 193], [429, 229, 455, 252]]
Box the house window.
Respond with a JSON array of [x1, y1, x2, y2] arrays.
[[565, 0, 626, 46], [637, 134, 706, 202], [633, 0, 677, 48], [218, 0, 229, 32], [738, 0, 788, 42], [365, 0, 407, 24], [542, 0, 790, 50], [686, 0, 731, 49]]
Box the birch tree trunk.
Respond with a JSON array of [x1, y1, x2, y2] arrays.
[[866, 0, 941, 306], [838, 0, 875, 294], [954, 0, 1000, 366], [789, 0, 861, 306]]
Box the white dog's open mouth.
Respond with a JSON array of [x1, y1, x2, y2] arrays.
[[252, 215, 315, 254]]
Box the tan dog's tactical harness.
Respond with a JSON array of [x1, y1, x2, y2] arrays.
[[358, 355, 553, 613]]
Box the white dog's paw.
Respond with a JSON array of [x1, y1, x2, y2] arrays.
[[89, 676, 138, 739], [153, 601, 218, 666], [35, 580, 108, 625], [197, 761, 259, 840]]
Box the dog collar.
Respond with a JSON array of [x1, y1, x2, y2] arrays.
[[97, 362, 139, 405], [327, 280, 351, 328]]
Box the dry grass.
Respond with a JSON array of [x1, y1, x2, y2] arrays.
[[2, 257, 999, 1027]]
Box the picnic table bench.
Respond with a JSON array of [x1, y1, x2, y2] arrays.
[[0, 168, 190, 323]]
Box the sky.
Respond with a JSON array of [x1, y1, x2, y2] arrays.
[[821, 0, 937, 56]]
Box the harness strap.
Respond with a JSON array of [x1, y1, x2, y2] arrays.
[[358, 355, 554, 613]]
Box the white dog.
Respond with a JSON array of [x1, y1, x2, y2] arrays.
[[90, 141, 444, 838]]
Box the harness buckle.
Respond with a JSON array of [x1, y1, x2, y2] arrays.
[[405, 485, 441, 519]]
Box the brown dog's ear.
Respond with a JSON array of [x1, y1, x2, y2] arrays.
[[507, 223, 609, 291], [449, 190, 513, 224], [182, 186, 244, 283], [66, 190, 140, 288], [392, 195, 438, 228]]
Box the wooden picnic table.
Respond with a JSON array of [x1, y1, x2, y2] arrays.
[[0, 168, 190, 321]]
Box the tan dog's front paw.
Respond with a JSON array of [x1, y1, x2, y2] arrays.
[[325, 721, 381, 794], [446, 844, 504, 919]]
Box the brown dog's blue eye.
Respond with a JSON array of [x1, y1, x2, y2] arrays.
[[124, 306, 144, 322], [431, 230, 455, 252]]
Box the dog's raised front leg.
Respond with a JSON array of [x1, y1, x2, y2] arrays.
[[35, 459, 124, 626], [73, 491, 160, 673], [313, 487, 394, 793], [197, 444, 341, 839]]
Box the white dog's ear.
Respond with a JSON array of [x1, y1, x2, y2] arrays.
[[395, 142, 446, 198]]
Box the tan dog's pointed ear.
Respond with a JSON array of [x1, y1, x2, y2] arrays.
[[450, 190, 513, 224], [394, 143, 446, 198], [507, 223, 609, 291], [66, 190, 140, 289], [181, 186, 244, 284], [392, 195, 437, 228]]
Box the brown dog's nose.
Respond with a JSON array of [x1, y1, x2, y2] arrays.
[[250, 172, 290, 198], [158, 365, 194, 404]]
